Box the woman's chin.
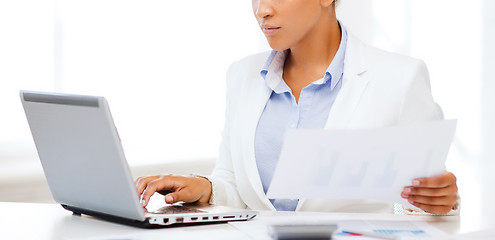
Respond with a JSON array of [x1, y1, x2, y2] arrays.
[[267, 42, 289, 52], [265, 38, 291, 52]]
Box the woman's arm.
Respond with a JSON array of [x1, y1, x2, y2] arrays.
[[398, 60, 459, 215], [135, 63, 246, 208], [208, 62, 247, 208]]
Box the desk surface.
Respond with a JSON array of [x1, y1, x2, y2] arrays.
[[0, 202, 492, 240]]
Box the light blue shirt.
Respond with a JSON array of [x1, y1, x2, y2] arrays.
[[255, 24, 348, 211]]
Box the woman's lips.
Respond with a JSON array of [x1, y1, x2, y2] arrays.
[[262, 26, 281, 35]]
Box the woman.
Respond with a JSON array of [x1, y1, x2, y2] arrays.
[[136, 0, 458, 215]]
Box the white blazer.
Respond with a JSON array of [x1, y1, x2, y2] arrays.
[[209, 32, 442, 213]]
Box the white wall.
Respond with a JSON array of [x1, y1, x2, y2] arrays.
[[480, 0, 495, 226], [0, 0, 54, 160], [0, 0, 265, 166]]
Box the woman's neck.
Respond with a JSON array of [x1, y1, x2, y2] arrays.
[[284, 16, 341, 77]]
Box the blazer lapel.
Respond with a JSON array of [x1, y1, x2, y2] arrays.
[[297, 34, 371, 211], [241, 75, 276, 210], [324, 33, 370, 130]]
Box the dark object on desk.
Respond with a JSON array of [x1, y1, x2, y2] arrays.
[[269, 224, 338, 240]]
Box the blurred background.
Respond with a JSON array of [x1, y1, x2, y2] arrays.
[[0, 0, 493, 232]]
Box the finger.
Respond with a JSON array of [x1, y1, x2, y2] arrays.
[[140, 184, 158, 207], [141, 177, 179, 207], [407, 194, 458, 207], [134, 176, 146, 186], [135, 176, 159, 196], [402, 184, 457, 197], [409, 202, 453, 215], [157, 189, 174, 196], [413, 172, 456, 188], [165, 188, 199, 204], [164, 193, 178, 204]]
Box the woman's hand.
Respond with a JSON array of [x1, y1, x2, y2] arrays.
[[135, 175, 212, 207], [401, 171, 458, 214]]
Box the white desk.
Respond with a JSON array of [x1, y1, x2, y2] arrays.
[[0, 202, 492, 240]]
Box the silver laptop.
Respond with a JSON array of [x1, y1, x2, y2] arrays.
[[20, 90, 257, 228]]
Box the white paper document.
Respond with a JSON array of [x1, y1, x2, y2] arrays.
[[266, 120, 457, 206], [230, 215, 449, 240]]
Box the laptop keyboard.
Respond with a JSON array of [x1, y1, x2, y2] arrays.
[[148, 204, 206, 214]]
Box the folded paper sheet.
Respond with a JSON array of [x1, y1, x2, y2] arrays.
[[266, 120, 457, 206]]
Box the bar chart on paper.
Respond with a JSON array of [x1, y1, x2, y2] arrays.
[[334, 220, 448, 240], [267, 120, 457, 206]]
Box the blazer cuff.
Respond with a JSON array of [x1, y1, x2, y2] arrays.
[[190, 173, 216, 205]]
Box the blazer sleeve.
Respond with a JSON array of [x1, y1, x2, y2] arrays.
[[207, 63, 247, 209], [398, 60, 443, 123], [396, 60, 460, 216]]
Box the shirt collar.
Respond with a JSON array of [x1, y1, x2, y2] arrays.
[[260, 21, 348, 93], [260, 50, 289, 93]]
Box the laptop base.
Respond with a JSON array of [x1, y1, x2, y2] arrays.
[[62, 204, 241, 229]]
